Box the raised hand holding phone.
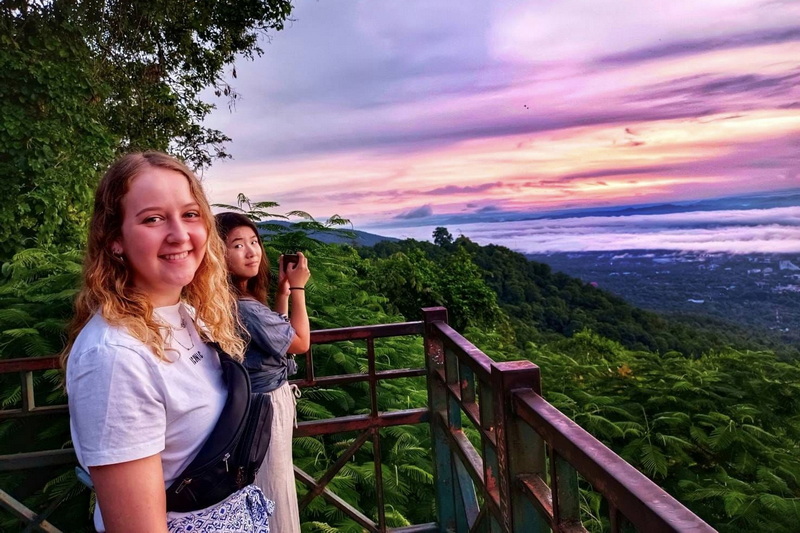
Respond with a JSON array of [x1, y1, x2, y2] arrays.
[[282, 253, 299, 272], [278, 252, 310, 295]]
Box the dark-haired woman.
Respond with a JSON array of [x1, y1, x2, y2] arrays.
[[217, 212, 309, 533]]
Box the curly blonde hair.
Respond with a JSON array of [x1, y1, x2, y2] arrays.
[[61, 152, 245, 368]]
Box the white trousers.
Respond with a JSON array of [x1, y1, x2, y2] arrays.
[[254, 382, 301, 533]]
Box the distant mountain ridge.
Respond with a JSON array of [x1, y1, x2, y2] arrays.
[[372, 187, 800, 229], [257, 219, 398, 247], [540, 188, 800, 219]]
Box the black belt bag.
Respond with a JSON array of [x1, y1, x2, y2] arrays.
[[166, 344, 273, 513]]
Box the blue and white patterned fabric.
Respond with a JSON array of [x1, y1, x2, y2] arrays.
[[168, 485, 275, 533]]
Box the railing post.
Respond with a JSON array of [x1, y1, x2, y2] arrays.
[[551, 453, 583, 531], [491, 361, 549, 533], [423, 307, 457, 533], [22, 371, 35, 413]]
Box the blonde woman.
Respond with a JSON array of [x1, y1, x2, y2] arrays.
[[62, 152, 273, 532]]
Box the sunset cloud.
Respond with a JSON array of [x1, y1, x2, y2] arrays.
[[395, 205, 434, 220]]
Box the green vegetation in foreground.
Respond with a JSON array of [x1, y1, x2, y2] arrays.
[[1, 223, 799, 531]]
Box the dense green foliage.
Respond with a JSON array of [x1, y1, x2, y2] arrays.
[[0, 0, 292, 260], [1, 226, 799, 531], [533, 333, 800, 532]]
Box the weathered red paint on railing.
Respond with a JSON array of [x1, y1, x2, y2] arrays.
[[0, 356, 59, 373]]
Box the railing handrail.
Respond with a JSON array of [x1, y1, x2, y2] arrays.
[[513, 390, 715, 533], [0, 356, 60, 373], [309, 320, 423, 342]]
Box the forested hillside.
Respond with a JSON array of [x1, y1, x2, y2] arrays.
[[361, 234, 774, 357]]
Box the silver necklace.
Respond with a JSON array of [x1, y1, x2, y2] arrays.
[[160, 309, 194, 351], [169, 326, 195, 351]]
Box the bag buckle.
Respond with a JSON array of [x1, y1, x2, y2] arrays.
[[174, 478, 192, 494]]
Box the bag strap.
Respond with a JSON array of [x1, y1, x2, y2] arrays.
[[167, 344, 251, 481]]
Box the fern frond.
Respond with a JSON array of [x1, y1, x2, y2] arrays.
[[296, 400, 334, 420], [0, 308, 33, 327], [639, 443, 668, 478], [285, 210, 314, 220], [722, 490, 749, 517], [303, 521, 339, 533], [1, 386, 21, 408], [709, 420, 738, 451], [293, 436, 326, 455], [397, 464, 434, 484], [1, 327, 40, 339]]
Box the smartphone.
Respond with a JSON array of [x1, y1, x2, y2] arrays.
[[282, 253, 299, 271]]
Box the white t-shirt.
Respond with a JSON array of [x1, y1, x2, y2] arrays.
[[66, 303, 226, 531]]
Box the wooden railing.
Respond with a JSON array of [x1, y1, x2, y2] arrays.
[[421, 307, 716, 533], [0, 308, 717, 532]]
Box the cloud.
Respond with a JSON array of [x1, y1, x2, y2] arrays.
[[477, 205, 500, 212], [395, 204, 434, 219], [201, 1, 800, 232], [371, 206, 800, 253], [597, 27, 800, 66], [556, 165, 677, 182], [427, 181, 503, 195], [206, 3, 800, 167], [637, 71, 800, 102]]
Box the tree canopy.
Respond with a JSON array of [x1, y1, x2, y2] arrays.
[[432, 226, 453, 246], [0, 0, 293, 260]]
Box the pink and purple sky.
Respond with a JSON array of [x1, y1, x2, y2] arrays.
[[203, 1, 800, 252]]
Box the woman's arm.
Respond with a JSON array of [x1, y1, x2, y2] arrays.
[[282, 253, 311, 353], [90, 454, 169, 533], [273, 263, 290, 315]]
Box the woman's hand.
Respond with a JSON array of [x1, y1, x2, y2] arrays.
[[275, 253, 310, 315], [282, 252, 311, 288], [90, 454, 170, 533]]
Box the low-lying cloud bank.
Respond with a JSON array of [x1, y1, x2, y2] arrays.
[[365, 206, 800, 254]]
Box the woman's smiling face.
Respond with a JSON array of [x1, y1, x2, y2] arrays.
[[115, 166, 208, 307]]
